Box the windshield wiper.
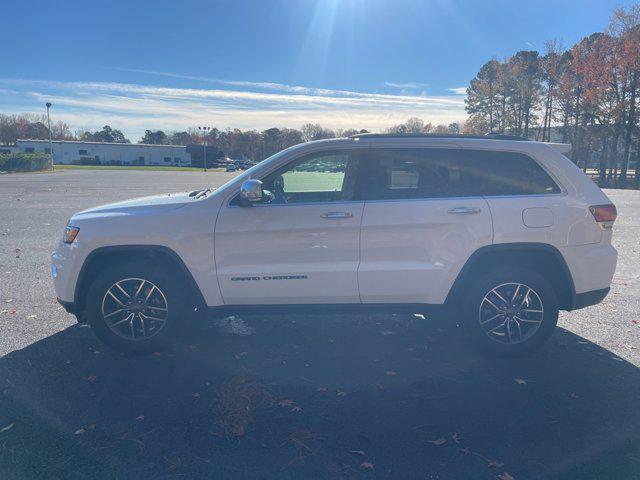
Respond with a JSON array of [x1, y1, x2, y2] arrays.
[[194, 188, 213, 199]]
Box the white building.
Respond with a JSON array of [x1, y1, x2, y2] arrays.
[[15, 139, 192, 167]]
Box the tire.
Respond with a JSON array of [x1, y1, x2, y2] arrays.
[[462, 267, 558, 356], [85, 261, 186, 354]]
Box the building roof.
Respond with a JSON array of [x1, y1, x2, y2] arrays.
[[17, 139, 187, 148]]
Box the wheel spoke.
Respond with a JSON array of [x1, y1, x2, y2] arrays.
[[483, 297, 503, 312], [519, 287, 531, 308], [514, 316, 542, 324], [146, 305, 167, 312], [514, 319, 523, 340], [106, 290, 127, 308], [115, 283, 131, 299], [480, 313, 503, 325], [140, 312, 166, 323], [109, 312, 134, 328], [521, 308, 543, 314], [138, 314, 147, 338], [134, 280, 146, 298], [491, 288, 509, 305], [487, 319, 507, 334], [104, 308, 126, 318], [144, 285, 156, 303], [511, 284, 521, 303]]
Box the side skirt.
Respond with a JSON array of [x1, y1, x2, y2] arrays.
[[206, 303, 448, 318]]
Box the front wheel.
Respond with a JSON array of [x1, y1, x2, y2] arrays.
[[85, 262, 184, 354], [463, 268, 558, 356]]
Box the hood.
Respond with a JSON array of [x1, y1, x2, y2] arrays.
[[74, 191, 197, 218]]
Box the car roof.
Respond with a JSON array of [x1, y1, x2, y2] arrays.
[[350, 133, 529, 141]]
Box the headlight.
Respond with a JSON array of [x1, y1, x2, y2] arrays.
[[63, 225, 80, 244]]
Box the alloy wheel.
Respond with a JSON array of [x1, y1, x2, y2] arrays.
[[478, 282, 544, 345], [101, 278, 169, 341]]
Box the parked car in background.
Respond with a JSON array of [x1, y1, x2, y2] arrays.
[[226, 164, 237, 172], [52, 134, 617, 355]]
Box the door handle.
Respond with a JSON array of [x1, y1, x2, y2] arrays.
[[321, 211, 353, 219], [447, 207, 481, 215]]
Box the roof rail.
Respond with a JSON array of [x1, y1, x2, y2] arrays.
[[349, 133, 530, 141]]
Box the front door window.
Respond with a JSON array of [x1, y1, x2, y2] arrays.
[[257, 151, 359, 204]]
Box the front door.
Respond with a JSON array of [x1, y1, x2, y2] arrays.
[[215, 149, 365, 305], [358, 147, 493, 305]]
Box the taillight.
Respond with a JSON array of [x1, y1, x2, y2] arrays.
[[589, 204, 617, 227]]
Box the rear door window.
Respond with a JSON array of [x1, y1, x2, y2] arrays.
[[362, 148, 560, 200]]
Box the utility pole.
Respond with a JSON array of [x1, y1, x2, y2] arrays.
[[198, 126, 211, 172], [45, 102, 53, 171]]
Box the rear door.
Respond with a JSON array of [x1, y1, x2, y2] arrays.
[[358, 147, 493, 305]]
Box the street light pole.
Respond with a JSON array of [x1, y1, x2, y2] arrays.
[[45, 102, 53, 171], [198, 126, 210, 172]]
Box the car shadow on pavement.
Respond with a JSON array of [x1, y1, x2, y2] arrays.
[[0, 314, 639, 480]]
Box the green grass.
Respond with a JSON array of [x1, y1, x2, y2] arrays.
[[54, 164, 225, 172]]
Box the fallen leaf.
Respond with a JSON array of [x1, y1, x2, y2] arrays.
[[488, 460, 505, 468], [452, 432, 462, 444], [74, 428, 86, 435], [317, 387, 328, 393], [498, 472, 515, 480], [349, 450, 365, 456], [337, 390, 348, 397], [428, 437, 447, 446], [26, 314, 37, 319], [192, 392, 201, 398], [279, 399, 294, 407], [86, 375, 97, 382], [0, 423, 14, 433], [570, 392, 579, 399], [514, 378, 526, 385], [290, 406, 302, 412], [360, 462, 374, 470], [386, 371, 398, 376], [136, 415, 145, 421]]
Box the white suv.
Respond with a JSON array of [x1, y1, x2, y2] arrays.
[[52, 134, 618, 355]]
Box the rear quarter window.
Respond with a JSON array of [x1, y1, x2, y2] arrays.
[[463, 150, 561, 196]]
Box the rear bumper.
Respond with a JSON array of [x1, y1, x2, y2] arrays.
[[572, 287, 610, 310], [57, 298, 76, 315]]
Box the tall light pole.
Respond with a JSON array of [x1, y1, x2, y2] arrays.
[[198, 126, 211, 172], [45, 102, 53, 171]]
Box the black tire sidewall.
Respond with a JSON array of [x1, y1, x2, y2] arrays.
[[463, 267, 558, 356], [85, 262, 184, 354]]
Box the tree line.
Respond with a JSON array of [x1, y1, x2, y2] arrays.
[[464, 3, 640, 186], [0, 113, 460, 162]]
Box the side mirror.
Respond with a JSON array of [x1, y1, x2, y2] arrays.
[[239, 179, 263, 205]]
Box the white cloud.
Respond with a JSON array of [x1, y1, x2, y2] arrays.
[[384, 81, 430, 89], [0, 77, 467, 139], [448, 87, 467, 95]]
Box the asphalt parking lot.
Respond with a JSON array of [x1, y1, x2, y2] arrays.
[[0, 169, 639, 479]]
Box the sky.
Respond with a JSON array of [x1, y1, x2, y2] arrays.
[[0, 0, 635, 140]]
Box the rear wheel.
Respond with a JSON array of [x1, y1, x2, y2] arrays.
[[463, 267, 558, 356], [85, 262, 185, 354]]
